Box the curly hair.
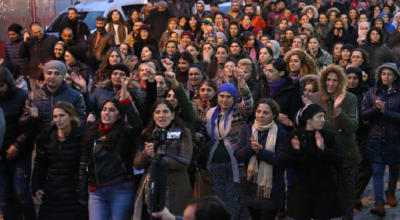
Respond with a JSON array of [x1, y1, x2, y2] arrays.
[[284, 48, 318, 76], [318, 64, 347, 101]]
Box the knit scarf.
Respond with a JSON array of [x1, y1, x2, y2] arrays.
[[99, 123, 114, 135], [268, 77, 287, 98], [245, 46, 257, 63], [247, 120, 277, 198], [210, 106, 233, 143]]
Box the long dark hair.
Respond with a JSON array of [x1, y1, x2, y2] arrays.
[[176, 51, 194, 83], [84, 99, 127, 151], [106, 10, 129, 26]]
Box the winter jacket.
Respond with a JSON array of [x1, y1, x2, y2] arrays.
[[0, 69, 31, 158], [361, 80, 400, 164], [19, 81, 86, 133], [79, 99, 142, 189], [234, 122, 287, 210], [168, 2, 191, 18], [307, 48, 333, 69], [145, 10, 172, 41], [32, 125, 87, 220], [60, 18, 91, 47], [324, 28, 352, 53], [3, 37, 28, 75], [86, 30, 115, 62], [18, 34, 58, 78], [361, 44, 393, 85]]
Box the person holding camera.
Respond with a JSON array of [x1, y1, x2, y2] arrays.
[[133, 96, 193, 219], [78, 74, 143, 220], [324, 18, 352, 53]]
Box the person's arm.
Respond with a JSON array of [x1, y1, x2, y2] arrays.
[[72, 92, 87, 124], [18, 40, 30, 59], [319, 131, 342, 169], [120, 79, 143, 137], [235, 68, 254, 118], [31, 138, 48, 195], [18, 94, 39, 131], [77, 138, 89, 203], [334, 93, 359, 134], [360, 88, 381, 120], [257, 128, 287, 166], [233, 125, 254, 162]]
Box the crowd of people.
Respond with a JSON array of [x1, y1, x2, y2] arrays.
[[1, 0, 400, 219]]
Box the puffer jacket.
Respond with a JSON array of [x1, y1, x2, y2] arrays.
[[32, 125, 87, 220], [18, 33, 58, 78], [0, 68, 31, 158], [4, 37, 28, 75], [19, 81, 86, 133], [361, 79, 400, 164]]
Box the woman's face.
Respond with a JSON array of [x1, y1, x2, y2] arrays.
[[381, 68, 397, 87], [340, 14, 348, 24], [359, 14, 368, 22], [230, 43, 241, 55], [255, 103, 275, 126], [289, 55, 301, 72], [242, 15, 251, 26], [216, 47, 228, 63], [64, 51, 76, 66], [101, 102, 120, 126], [350, 51, 364, 67], [239, 65, 252, 82], [166, 42, 177, 56], [308, 38, 320, 53], [306, 9, 314, 19], [199, 84, 216, 101], [259, 48, 272, 63], [349, 9, 357, 19], [188, 67, 204, 87], [279, 20, 288, 30], [264, 63, 283, 82], [181, 36, 191, 45], [178, 58, 190, 72], [64, 72, 73, 87], [153, 103, 174, 128], [179, 17, 187, 27], [341, 49, 351, 60], [360, 24, 369, 32], [245, 35, 255, 47], [261, 36, 269, 46], [370, 30, 380, 43], [218, 91, 234, 111], [347, 73, 360, 88], [166, 90, 178, 108], [119, 44, 129, 56], [109, 51, 121, 65], [169, 33, 179, 42], [140, 30, 149, 39], [382, 14, 389, 23], [202, 44, 214, 54], [139, 64, 151, 81], [141, 47, 152, 61], [300, 15, 309, 25], [186, 45, 199, 59], [215, 14, 223, 24], [169, 21, 178, 30], [155, 75, 167, 97], [333, 44, 343, 57], [224, 18, 230, 26], [52, 108, 72, 130], [307, 112, 325, 130], [216, 35, 224, 45], [230, 25, 238, 36], [224, 61, 235, 78], [303, 83, 315, 98], [292, 38, 302, 48], [334, 21, 343, 28], [206, 37, 216, 46], [112, 11, 120, 22], [189, 17, 197, 27], [54, 44, 64, 59], [329, 12, 337, 21], [374, 6, 381, 16], [131, 11, 138, 21]]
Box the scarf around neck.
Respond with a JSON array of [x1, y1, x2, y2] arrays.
[[268, 77, 287, 98], [248, 120, 277, 198]]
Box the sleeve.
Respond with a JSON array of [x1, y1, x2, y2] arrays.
[[3, 44, 10, 62], [238, 82, 254, 118], [122, 98, 143, 137], [31, 138, 48, 195], [164, 129, 193, 170], [18, 94, 39, 131], [233, 125, 254, 162], [285, 131, 303, 168], [173, 84, 197, 136], [134, 142, 153, 170], [77, 141, 89, 201], [360, 89, 381, 120], [18, 41, 30, 59], [73, 93, 87, 124], [141, 80, 157, 126], [256, 128, 287, 166]]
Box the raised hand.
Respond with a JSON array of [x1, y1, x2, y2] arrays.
[[70, 72, 87, 92], [161, 58, 174, 72], [291, 136, 300, 150], [250, 136, 262, 153], [334, 91, 346, 109], [35, 190, 45, 204], [26, 103, 38, 118], [145, 142, 155, 157], [278, 113, 293, 126], [165, 71, 179, 89], [120, 77, 130, 100], [147, 67, 156, 83], [315, 131, 324, 151], [6, 145, 19, 161]]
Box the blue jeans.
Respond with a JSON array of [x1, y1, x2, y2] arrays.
[[372, 163, 400, 202], [89, 181, 135, 220], [0, 154, 36, 220]]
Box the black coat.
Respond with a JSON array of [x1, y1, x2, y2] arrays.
[[361, 82, 400, 165], [361, 43, 393, 85], [145, 10, 172, 41], [234, 122, 287, 210], [32, 125, 87, 220]]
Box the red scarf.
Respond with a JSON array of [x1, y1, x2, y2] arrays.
[[99, 123, 114, 136]]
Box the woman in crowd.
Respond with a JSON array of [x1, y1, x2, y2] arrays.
[[361, 63, 400, 217], [183, 64, 205, 100], [238, 58, 261, 103], [258, 46, 274, 76], [234, 98, 287, 220], [95, 48, 123, 89], [175, 51, 194, 84], [283, 48, 318, 83], [331, 42, 344, 63], [32, 102, 87, 220], [301, 74, 319, 105], [227, 22, 241, 44], [337, 43, 354, 68], [186, 42, 201, 64], [136, 62, 157, 100], [206, 45, 229, 80], [80, 77, 142, 220], [155, 72, 169, 99], [188, 15, 201, 38], [307, 36, 332, 69], [291, 36, 304, 50], [65, 47, 90, 85], [242, 31, 261, 63], [160, 41, 181, 71], [53, 41, 66, 61], [105, 10, 129, 46], [179, 31, 194, 53], [127, 9, 139, 28], [205, 68, 253, 219], [240, 15, 254, 34], [348, 7, 359, 34], [139, 45, 160, 66], [134, 25, 158, 58], [347, 48, 372, 85], [229, 39, 248, 61], [159, 18, 181, 53], [286, 104, 343, 220], [192, 79, 218, 123]]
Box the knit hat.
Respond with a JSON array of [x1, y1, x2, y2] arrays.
[[8, 23, 23, 34], [181, 31, 194, 40], [223, 15, 231, 23], [345, 67, 363, 81], [378, 12, 388, 19], [217, 83, 238, 101], [301, 23, 314, 33], [65, 47, 86, 63], [341, 43, 354, 51], [197, 0, 205, 8], [202, 18, 214, 26], [295, 103, 326, 127], [110, 63, 131, 77], [156, 1, 168, 9], [43, 60, 67, 78], [251, 27, 262, 37], [139, 24, 151, 32], [216, 32, 227, 44], [205, 31, 217, 40], [168, 18, 179, 25], [327, 7, 340, 16], [375, 62, 400, 80]]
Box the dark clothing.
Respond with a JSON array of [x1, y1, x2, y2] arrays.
[[133, 38, 158, 58], [60, 18, 91, 47], [235, 123, 287, 210], [86, 30, 115, 62], [19, 82, 86, 133], [361, 83, 400, 165], [321, 2, 347, 14], [361, 43, 393, 85], [32, 125, 88, 220], [145, 10, 172, 41], [3, 37, 28, 75], [324, 28, 352, 53], [18, 34, 58, 79], [286, 129, 343, 219], [168, 2, 191, 18]]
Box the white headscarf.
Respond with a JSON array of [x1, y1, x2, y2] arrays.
[[358, 21, 370, 41]]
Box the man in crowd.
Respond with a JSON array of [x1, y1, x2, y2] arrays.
[[86, 16, 115, 64], [146, 1, 172, 41], [227, 0, 245, 22], [194, 1, 211, 20], [4, 24, 28, 76], [59, 7, 90, 48], [19, 22, 58, 90], [60, 27, 85, 50]]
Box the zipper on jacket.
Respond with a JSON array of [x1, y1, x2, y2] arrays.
[[118, 155, 127, 173], [92, 140, 100, 186]]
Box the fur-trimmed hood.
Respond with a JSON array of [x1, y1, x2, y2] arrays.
[[302, 5, 319, 19], [318, 64, 347, 101]]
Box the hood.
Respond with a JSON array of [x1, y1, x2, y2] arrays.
[[0, 66, 17, 96], [302, 5, 319, 19], [375, 62, 400, 88], [318, 64, 347, 101]]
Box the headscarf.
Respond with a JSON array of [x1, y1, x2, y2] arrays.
[[358, 21, 370, 42], [269, 40, 281, 58]]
